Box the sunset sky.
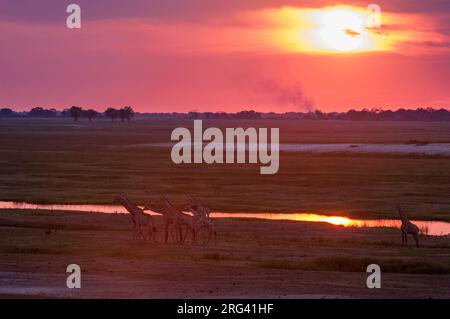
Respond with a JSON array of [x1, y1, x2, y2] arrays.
[[1, 0, 449, 112]]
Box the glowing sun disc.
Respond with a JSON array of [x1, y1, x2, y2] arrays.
[[318, 8, 365, 52]]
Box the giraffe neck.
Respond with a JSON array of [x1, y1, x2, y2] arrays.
[[398, 209, 409, 224], [162, 198, 180, 215], [162, 198, 174, 209], [120, 197, 139, 215]]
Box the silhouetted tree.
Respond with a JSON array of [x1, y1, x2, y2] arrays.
[[236, 110, 262, 119], [83, 109, 98, 122], [119, 106, 135, 122], [28, 107, 57, 117], [188, 111, 200, 119], [0, 108, 14, 117], [69, 106, 83, 121], [315, 110, 326, 119], [28, 107, 44, 117], [104, 107, 120, 122]]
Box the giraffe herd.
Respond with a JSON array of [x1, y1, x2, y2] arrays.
[[114, 194, 421, 248], [114, 194, 216, 245]]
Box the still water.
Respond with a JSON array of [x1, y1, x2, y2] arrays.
[[1, 201, 449, 236]]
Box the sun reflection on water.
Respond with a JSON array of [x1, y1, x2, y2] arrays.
[[1, 201, 449, 236]]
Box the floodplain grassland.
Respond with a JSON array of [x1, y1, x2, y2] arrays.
[[0, 118, 449, 298], [0, 118, 449, 220]]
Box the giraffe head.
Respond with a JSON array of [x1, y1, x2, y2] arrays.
[[396, 204, 410, 222], [185, 203, 199, 214], [188, 195, 206, 209]]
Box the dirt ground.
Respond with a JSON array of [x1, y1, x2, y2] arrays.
[[0, 210, 449, 298]]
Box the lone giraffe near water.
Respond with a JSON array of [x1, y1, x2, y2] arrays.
[[396, 204, 420, 247], [114, 194, 156, 242]]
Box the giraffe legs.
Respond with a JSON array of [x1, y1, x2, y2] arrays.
[[131, 219, 148, 243], [192, 227, 197, 244], [180, 225, 194, 244], [412, 232, 419, 248], [132, 220, 138, 241], [206, 227, 217, 245], [195, 225, 205, 244], [189, 227, 195, 244], [164, 223, 170, 244], [213, 230, 217, 245], [207, 228, 217, 245], [152, 226, 157, 243], [195, 225, 210, 245], [178, 226, 184, 244], [172, 225, 181, 244], [147, 225, 156, 243], [137, 225, 146, 242], [167, 223, 182, 244], [402, 231, 420, 248]]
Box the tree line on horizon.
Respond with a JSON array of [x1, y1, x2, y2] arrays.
[[0, 106, 135, 122], [0, 106, 450, 121]]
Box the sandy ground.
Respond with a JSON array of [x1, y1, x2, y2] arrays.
[[0, 210, 449, 299]]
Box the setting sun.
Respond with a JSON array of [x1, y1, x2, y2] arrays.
[[294, 6, 384, 53], [260, 5, 396, 54], [318, 8, 366, 52]]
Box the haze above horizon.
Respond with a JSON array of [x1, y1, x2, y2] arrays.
[[0, 0, 449, 113]]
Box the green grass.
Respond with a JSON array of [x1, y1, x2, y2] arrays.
[[0, 118, 449, 220]]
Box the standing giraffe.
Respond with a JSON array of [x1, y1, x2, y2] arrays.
[[188, 195, 211, 218], [160, 195, 195, 244], [186, 196, 217, 244], [396, 205, 420, 247], [114, 194, 156, 242], [143, 201, 178, 244], [144, 195, 194, 244]]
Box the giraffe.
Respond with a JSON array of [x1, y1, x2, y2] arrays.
[[396, 205, 420, 248], [160, 195, 195, 244], [144, 195, 194, 244], [114, 194, 156, 242], [188, 195, 211, 218], [143, 201, 178, 244], [186, 196, 217, 244]]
